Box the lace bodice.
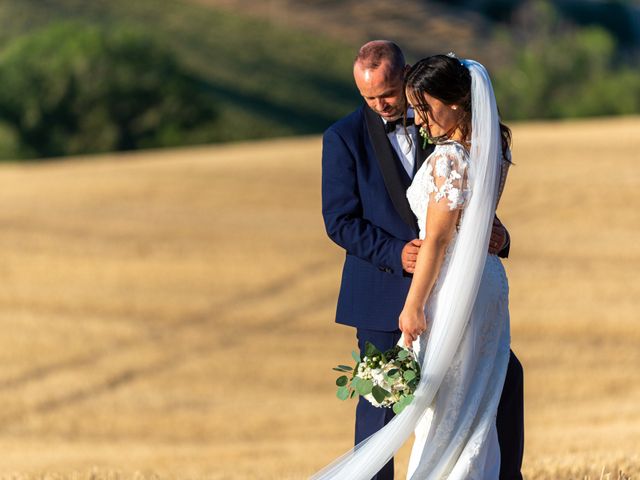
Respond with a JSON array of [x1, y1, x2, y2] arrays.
[[407, 141, 510, 240], [406, 141, 470, 240]]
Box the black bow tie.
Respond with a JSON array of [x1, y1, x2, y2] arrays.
[[384, 117, 415, 133]]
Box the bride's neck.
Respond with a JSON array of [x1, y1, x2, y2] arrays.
[[449, 126, 468, 146]]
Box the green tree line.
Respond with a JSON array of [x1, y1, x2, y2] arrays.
[[492, 0, 640, 120], [0, 0, 638, 160], [0, 23, 219, 159]]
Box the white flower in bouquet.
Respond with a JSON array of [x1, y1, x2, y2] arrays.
[[333, 341, 420, 414]]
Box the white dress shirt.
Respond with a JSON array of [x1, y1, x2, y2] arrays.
[[383, 109, 418, 178]]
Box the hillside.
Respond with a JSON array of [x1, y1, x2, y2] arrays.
[[188, 0, 499, 63], [1, 0, 638, 160], [0, 117, 638, 478], [0, 0, 360, 146]]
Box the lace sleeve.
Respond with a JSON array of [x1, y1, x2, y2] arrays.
[[425, 142, 470, 211]]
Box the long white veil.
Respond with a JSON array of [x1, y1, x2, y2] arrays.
[[310, 59, 502, 480]]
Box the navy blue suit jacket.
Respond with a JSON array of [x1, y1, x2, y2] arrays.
[[322, 105, 434, 331]]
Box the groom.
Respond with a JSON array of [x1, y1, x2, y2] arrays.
[[321, 40, 524, 480]]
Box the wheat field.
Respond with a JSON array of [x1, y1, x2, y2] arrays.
[[0, 117, 638, 479]]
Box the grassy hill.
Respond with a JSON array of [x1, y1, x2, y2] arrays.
[[0, 117, 638, 478], [0, 0, 360, 148], [188, 0, 498, 63], [1, 0, 638, 159]]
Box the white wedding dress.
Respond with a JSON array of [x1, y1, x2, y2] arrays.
[[403, 140, 511, 479]]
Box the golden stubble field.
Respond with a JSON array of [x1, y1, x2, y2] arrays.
[[0, 117, 638, 479]]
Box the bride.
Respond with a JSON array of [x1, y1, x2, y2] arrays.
[[312, 55, 513, 479]]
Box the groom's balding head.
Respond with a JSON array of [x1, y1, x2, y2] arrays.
[[353, 40, 408, 121], [354, 40, 406, 77]]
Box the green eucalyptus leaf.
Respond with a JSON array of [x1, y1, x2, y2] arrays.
[[365, 341, 380, 358], [357, 379, 373, 396], [397, 349, 409, 360], [336, 375, 348, 387], [371, 385, 390, 403], [403, 370, 416, 382], [336, 386, 349, 401], [333, 365, 352, 372], [351, 350, 361, 363], [392, 394, 415, 414]]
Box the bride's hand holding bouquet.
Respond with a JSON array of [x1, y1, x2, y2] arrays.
[[399, 302, 427, 347]]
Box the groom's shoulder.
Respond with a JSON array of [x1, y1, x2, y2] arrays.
[[324, 105, 366, 139]]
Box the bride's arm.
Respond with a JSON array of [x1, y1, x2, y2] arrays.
[[399, 199, 460, 346], [399, 149, 467, 347]]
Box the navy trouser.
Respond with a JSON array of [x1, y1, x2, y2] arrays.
[[355, 328, 403, 480], [354, 328, 524, 480], [497, 350, 525, 480]]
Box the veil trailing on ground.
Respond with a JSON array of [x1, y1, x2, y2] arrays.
[[310, 59, 502, 480]]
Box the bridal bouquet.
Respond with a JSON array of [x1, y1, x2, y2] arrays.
[[333, 341, 420, 414]]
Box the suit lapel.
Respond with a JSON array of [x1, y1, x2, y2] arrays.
[[363, 105, 417, 230]]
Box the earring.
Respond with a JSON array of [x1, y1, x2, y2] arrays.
[[451, 105, 458, 110]]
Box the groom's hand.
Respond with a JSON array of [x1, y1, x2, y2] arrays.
[[402, 239, 423, 273], [489, 216, 507, 254]]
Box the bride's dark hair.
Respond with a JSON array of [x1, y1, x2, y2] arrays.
[[405, 54, 512, 157]]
